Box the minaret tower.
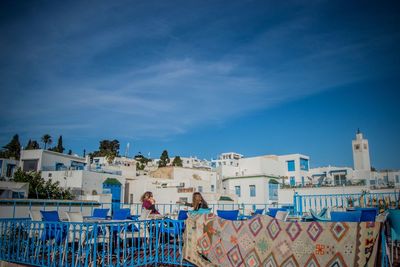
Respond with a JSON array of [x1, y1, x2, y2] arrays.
[[352, 129, 371, 171]]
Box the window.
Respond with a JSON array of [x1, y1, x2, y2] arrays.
[[6, 164, 15, 177], [290, 177, 295, 186], [396, 175, 400, 183], [384, 176, 389, 184], [354, 144, 360, 150], [55, 163, 64, 171], [249, 185, 256, 197], [300, 158, 309, 171], [334, 174, 347, 185], [370, 179, 376, 185], [22, 160, 38, 172], [71, 161, 84, 170], [301, 176, 305, 186], [364, 144, 368, 149], [235, 186, 241, 197], [211, 185, 215, 192], [287, 160, 295, 172], [198, 186, 203, 193]]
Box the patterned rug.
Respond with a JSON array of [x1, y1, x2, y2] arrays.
[[183, 214, 381, 267]]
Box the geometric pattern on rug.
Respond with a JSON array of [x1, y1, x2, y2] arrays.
[[305, 254, 321, 267], [281, 255, 299, 267], [197, 232, 212, 254], [262, 252, 278, 267], [227, 245, 244, 267], [249, 216, 263, 237], [182, 214, 381, 267], [266, 219, 281, 240], [330, 222, 349, 242], [286, 222, 302, 241], [326, 252, 348, 267], [212, 240, 227, 263], [244, 248, 262, 267], [307, 221, 323, 242], [232, 220, 244, 233]]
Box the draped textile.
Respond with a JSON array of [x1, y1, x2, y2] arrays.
[[183, 214, 381, 267]]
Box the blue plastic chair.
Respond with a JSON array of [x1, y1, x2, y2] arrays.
[[254, 209, 264, 215], [217, 210, 239, 220], [177, 210, 188, 220], [112, 208, 131, 220], [388, 209, 400, 263], [40, 210, 60, 222], [355, 207, 378, 222], [92, 208, 109, 219], [160, 218, 186, 236], [330, 211, 362, 222], [40, 211, 65, 243], [267, 208, 287, 218]]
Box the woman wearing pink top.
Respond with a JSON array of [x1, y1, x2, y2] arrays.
[[140, 191, 160, 214]]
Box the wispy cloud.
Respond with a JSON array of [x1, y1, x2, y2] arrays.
[[0, 0, 398, 146]]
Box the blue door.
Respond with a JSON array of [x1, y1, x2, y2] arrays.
[[268, 182, 279, 201], [103, 178, 122, 214]]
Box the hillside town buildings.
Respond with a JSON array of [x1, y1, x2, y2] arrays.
[[0, 130, 398, 207]]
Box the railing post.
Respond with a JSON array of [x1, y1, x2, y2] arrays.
[[13, 200, 16, 218], [299, 194, 303, 215], [293, 192, 298, 215]]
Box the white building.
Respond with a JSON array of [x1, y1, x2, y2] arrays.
[[309, 166, 355, 186], [178, 156, 211, 169], [277, 154, 311, 186], [90, 156, 136, 203], [20, 150, 126, 203], [352, 129, 371, 171], [0, 158, 19, 180], [0, 181, 29, 198], [20, 149, 86, 172], [129, 166, 224, 204], [151, 156, 211, 170], [215, 152, 311, 205]]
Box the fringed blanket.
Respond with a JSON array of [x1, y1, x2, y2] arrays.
[[183, 214, 381, 267]]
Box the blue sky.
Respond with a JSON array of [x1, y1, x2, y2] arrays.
[[0, 1, 399, 169]]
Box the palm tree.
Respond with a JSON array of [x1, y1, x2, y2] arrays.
[[41, 134, 52, 149]]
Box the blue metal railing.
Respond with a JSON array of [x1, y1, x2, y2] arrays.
[[293, 191, 399, 215], [0, 200, 283, 219], [0, 218, 192, 267]]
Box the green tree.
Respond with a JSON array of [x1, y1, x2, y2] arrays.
[[25, 140, 40, 150], [55, 135, 65, 153], [41, 134, 52, 149], [172, 156, 183, 167], [135, 153, 151, 170], [25, 139, 32, 150], [90, 139, 120, 159], [2, 134, 21, 159], [158, 150, 170, 167], [13, 168, 73, 199]]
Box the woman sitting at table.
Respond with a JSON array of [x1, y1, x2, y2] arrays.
[[183, 192, 209, 211], [141, 191, 160, 214]]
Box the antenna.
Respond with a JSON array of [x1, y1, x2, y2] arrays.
[[125, 142, 130, 157]]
